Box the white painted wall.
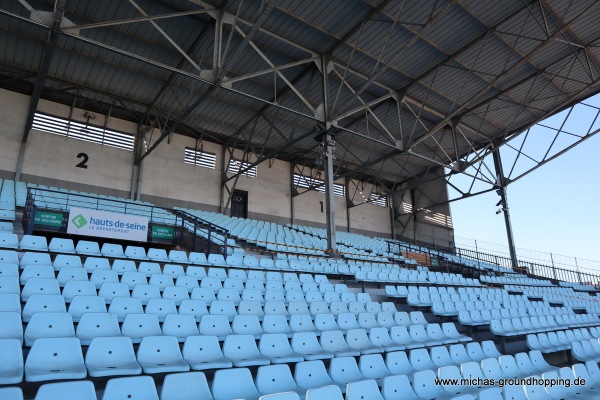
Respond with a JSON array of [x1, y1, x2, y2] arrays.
[[0, 88, 28, 174], [141, 133, 221, 208]]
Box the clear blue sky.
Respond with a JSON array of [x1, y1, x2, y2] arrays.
[[450, 100, 600, 267]]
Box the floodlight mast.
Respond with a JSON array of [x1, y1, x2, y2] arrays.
[[492, 146, 519, 272]]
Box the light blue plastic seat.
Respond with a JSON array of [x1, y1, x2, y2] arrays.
[[0, 339, 23, 384], [168, 250, 189, 264], [124, 246, 147, 260], [232, 314, 264, 338], [137, 262, 161, 277], [161, 372, 214, 400], [346, 328, 383, 354], [85, 336, 141, 377], [22, 294, 66, 322], [381, 374, 419, 400], [412, 369, 449, 400], [216, 288, 241, 305], [57, 267, 89, 286], [76, 240, 101, 256], [294, 360, 339, 392], [0, 312, 23, 344], [0, 294, 20, 313], [208, 267, 228, 280], [211, 367, 261, 400], [130, 284, 161, 305], [20, 265, 54, 285], [188, 252, 210, 265], [223, 334, 271, 367], [320, 330, 361, 357], [0, 233, 19, 249], [25, 337, 86, 382], [256, 364, 305, 397], [0, 251, 19, 265], [147, 248, 169, 262], [112, 259, 136, 275], [35, 381, 96, 400], [148, 273, 174, 290], [53, 254, 82, 269], [83, 257, 110, 272], [328, 356, 365, 390], [291, 331, 334, 360], [121, 313, 162, 343], [262, 314, 293, 336], [19, 235, 48, 251], [0, 387, 23, 400], [98, 282, 130, 304], [20, 252, 52, 268], [24, 312, 75, 346], [165, 264, 186, 278], [178, 299, 209, 321], [56, 280, 98, 303], [207, 254, 227, 267], [186, 266, 206, 279], [76, 312, 121, 345], [305, 385, 344, 400], [0, 276, 19, 295], [102, 376, 158, 400], [137, 335, 190, 374], [108, 297, 143, 322], [228, 269, 247, 280], [198, 314, 233, 340], [209, 300, 238, 321], [101, 243, 125, 258], [46, 239, 76, 260], [191, 287, 217, 303], [145, 298, 177, 322], [346, 379, 384, 400], [162, 285, 190, 305], [182, 335, 233, 370], [162, 314, 199, 341], [248, 271, 266, 281], [237, 301, 263, 320], [67, 294, 106, 321], [259, 333, 304, 363], [91, 269, 119, 288]]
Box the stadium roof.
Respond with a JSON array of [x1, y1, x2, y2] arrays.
[[2, 0, 600, 196]]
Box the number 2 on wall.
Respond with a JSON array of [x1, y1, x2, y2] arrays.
[[76, 152, 89, 169]]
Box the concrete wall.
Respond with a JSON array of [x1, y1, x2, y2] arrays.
[[140, 133, 221, 211], [0, 88, 402, 238], [392, 169, 455, 249], [0, 88, 28, 177]]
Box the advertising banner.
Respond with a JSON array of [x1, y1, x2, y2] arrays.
[[67, 207, 149, 242]]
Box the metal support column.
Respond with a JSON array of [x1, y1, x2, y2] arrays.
[[15, 0, 67, 181], [323, 131, 337, 253], [290, 161, 296, 225], [492, 147, 519, 271], [320, 54, 336, 253], [345, 176, 351, 233]]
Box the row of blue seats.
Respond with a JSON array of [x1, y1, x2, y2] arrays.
[[16, 354, 595, 400], [490, 314, 599, 336], [5, 304, 454, 344], [527, 327, 600, 353], [6, 327, 469, 382]]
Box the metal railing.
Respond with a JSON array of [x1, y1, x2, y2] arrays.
[[24, 187, 230, 256], [387, 237, 600, 286]]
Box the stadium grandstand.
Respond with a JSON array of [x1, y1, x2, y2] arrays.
[[2, 0, 600, 399]]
